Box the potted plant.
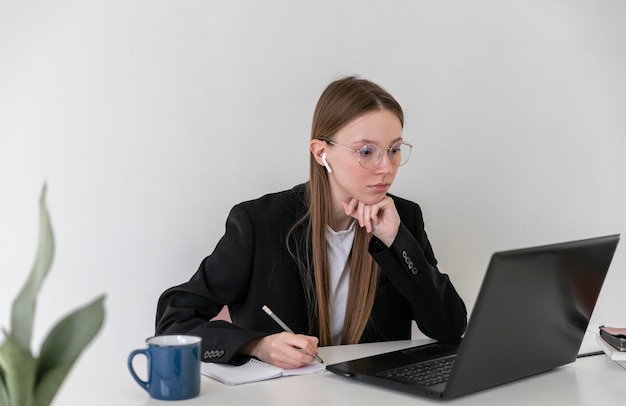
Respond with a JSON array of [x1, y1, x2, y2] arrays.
[[0, 185, 105, 406]]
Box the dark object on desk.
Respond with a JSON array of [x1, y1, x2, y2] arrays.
[[600, 326, 626, 351], [327, 234, 620, 400]]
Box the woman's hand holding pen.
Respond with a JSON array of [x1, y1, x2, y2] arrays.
[[242, 332, 321, 369], [341, 196, 400, 247]]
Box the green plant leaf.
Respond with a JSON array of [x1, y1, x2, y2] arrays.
[[11, 185, 55, 350], [34, 295, 105, 406], [34, 368, 68, 406], [0, 332, 37, 406], [0, 379, 8, 406], [0, 338, 9, 406]]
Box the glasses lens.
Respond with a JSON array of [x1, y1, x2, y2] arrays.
[[391, 142, 411, 166], [357, 142, 412, 168], [357, 144, 381, 169]]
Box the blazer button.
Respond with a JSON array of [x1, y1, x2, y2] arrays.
[[204, 350, 224, 359], [402, 251, 415, 273]]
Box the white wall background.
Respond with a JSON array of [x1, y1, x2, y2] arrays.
[[1, 0, 625, 372]]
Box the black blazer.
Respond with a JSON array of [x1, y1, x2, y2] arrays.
[[156, 184, 467, 364]]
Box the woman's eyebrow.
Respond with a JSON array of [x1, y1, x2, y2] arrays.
[[352, 137, 403, 146]]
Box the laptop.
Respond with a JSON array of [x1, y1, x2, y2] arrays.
[[327, 234, 620, 399]]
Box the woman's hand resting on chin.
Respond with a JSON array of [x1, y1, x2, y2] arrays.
[[340, 196, 400, 247]]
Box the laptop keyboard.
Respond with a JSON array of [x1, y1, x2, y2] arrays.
[[378, 357, 455, 386]]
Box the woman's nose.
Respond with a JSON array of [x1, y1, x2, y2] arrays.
[[376, 151, 394, 173]]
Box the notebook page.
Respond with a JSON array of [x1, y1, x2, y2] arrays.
[[201, 358, 282, 385], [202, 358, 326, 385], [281, 361, 326, 376]]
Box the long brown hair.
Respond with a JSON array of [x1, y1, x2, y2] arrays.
[[288, 76, 404, 346]]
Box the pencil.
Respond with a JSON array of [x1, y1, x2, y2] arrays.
[[262, 305, 324, 363]]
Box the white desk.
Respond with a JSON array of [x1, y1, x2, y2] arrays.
[[55, 339, 625, 405]]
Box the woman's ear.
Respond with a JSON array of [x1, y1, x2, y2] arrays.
[[310, 139, 327, 169]]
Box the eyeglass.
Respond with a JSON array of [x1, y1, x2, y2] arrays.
[[325, 140, 413, 169]]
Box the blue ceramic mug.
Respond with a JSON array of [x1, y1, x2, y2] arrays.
[[128, 335, 202, 400]]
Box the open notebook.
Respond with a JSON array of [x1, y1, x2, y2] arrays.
[[201, 358, 326, 385]]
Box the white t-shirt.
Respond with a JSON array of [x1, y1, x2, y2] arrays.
[[325, 220, 356, 345]]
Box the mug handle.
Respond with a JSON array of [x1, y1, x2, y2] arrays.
[[127, 349, 151, 392]]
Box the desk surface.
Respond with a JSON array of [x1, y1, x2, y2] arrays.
[[56, 339, 625, 405]]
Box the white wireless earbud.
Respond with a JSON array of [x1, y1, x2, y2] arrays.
[[321, 152, 333, 173]]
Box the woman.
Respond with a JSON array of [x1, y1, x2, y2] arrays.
[[155, 76, 467, 369]]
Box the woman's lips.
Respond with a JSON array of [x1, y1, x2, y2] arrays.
[[370, 183, 390, 193]]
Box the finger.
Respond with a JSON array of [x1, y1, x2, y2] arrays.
[[362, 204, 374, 233], [356, 201, 366, 228], [346, 198, 359, 216], [371, 202, 382, 224], [300, 335, 320, 354], [340, 200, 356, 218], [290, 335, 320, 357], [280, 333, 318, 355], [285, 347, 315, 366], [340, 201, 350, 215]]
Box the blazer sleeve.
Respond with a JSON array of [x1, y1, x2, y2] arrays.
[[155, 203, 270, 365], [369, 205, 467, 341]]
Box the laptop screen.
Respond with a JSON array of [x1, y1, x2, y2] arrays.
[[445, 234, 619, 398]]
